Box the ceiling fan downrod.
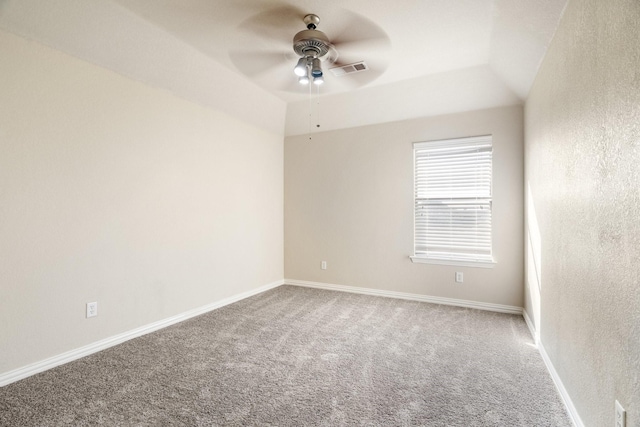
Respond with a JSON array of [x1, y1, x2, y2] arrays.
[[303, 14, 320, 30]]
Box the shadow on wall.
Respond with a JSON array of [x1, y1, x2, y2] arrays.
[[526, 181, 542, 341]]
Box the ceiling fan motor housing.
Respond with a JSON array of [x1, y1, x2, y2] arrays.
[[293, 29, 331, 58]]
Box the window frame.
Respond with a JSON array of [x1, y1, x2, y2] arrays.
[[410, 135, 496, 269]]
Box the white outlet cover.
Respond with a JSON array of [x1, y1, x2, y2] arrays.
[[86, 302, 98, 318]]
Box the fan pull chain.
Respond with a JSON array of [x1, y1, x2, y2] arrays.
[[308, 78, 313, 140], [307, 76, 322, 140], [316, 83, 321, 130]]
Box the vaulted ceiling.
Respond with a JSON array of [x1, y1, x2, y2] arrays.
[[0, 0, 567, 135]]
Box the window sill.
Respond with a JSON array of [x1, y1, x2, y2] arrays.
[[410, 256, 496, 269]]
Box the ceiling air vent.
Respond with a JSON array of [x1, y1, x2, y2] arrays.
[[329, 61, 368, 77]]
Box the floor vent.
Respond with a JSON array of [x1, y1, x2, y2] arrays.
[[329, 61, 368, 77]]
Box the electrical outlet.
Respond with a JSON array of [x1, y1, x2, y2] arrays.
[[321, 261, 327, 270], [616, 400, 626, 427], [86, 302, 98, 318], [455, 272, 464, 283]]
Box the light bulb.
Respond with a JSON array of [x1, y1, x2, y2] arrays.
[[294, 57, 307, 77], [311, 58, 323, 77], [313, 75, 324, 85], [298, 75, 310, 85]]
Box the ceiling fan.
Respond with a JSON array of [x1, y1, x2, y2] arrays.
[[229, 6, 391, 95]]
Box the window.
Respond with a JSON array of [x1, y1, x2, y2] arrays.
[[411, 135, 494, 267]]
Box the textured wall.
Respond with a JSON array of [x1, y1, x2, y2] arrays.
[[285, 106, 524, 308], [0, 31, 284, 375], [524, 0, 640, 425]]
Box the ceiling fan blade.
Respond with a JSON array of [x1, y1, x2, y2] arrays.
[[320, 9, 392, 90], [229, 50, 305, 95], [328, 10, 391, 52], [229, 50, 292, 78], [332, 37, 391, 59], [235, 4, 307, 46]]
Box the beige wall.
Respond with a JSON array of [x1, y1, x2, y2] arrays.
[[524, 0, 640, 425], [285, 106, 524, 307], [0, 31, 284, 375]]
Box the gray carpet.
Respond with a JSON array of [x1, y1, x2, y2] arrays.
[[0, 285, 571, 426]]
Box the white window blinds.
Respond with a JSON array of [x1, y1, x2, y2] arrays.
[[413, 135, 493, 263]]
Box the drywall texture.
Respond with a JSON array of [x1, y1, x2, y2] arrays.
[[285, 106, 524, 307], [524, 0, 640, 425], [0, 31, 284, 375]]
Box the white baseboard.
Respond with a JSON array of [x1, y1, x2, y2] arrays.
[[523, 309, 583, 427], [0, 279, 284, 387], [538, 342, 584, 427], [284, 279, 523, 315], [522, 309, 539, 345]]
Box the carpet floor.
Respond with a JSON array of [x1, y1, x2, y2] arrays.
[[0, 285, 571, 426]]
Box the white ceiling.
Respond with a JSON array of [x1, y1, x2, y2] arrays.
[[0, 0, 568, 135]]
